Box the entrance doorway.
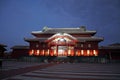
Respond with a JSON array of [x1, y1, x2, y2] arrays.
[[58, 46, 68, 56]]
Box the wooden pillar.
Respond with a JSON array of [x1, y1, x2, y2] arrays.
[[109, 51, 112, 62], [56, 45, 58, 56]]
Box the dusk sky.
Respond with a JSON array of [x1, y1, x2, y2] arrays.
[[0, 0, 120, 51]]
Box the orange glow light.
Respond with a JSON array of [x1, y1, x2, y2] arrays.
[[29, 49, 34, 55], [36, 50, 40, 55], [54, 49, 57, 56], [47, 49, 50, 56], [87, 50, 90, 56], [93, 50, 98, 56], [42, 50, 45, 56], [77, 50, 80, 56], [50, 50, 54, 56], [68, 49, 71, 56], [81, 50, 84, 55], [71, 50, 74, 56]]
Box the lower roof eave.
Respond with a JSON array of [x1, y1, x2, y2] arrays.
[[24, 38, 38, 42], [78, 39, 103, 42]]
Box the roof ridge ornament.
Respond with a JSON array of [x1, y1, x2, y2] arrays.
[[42, 26, 48, 32], [80, 26, 86, 31]]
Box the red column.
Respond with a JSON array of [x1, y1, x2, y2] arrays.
[[56, 45, 58, 56]]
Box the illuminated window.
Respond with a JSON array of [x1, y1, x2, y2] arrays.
[[47, 49, 50, 55], [45, 49, 49, 56], [58, 49, 61, 56], [54, 49, 57, 56], [68, 46, 74, 49], [29, 49, 34, 55], [81, 50, 84, 55], [36, 50, 40, 55], [41, 50, 45, 55], [68, 49, 71, 56], [93, 50, 98, 56], [76, 51, 78, 56], [50, 50, 54, 56], [87, 50, 90, 56], [76, 50, 80, 56]]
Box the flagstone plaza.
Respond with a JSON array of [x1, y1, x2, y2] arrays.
[[0, 61, 120, 80]]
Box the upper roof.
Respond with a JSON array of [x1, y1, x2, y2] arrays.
[[25, 26, 103, 42], [24, 36, 103, 42], [31, 26, 96, 35]]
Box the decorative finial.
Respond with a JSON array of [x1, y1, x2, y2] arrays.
[[80, 26, 86, 31], [42, 26, 48, 32]]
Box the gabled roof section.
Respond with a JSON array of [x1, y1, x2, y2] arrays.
[[45, 33, 78, 43]]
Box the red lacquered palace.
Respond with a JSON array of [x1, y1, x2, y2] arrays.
[[24, 26, 103, 57]]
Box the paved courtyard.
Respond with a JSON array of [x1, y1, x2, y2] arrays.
[[0, 61, 120, 80]]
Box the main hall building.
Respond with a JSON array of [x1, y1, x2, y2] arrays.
[[24, 26, 103, 58]]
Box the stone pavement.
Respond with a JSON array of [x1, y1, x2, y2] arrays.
[[0, 61, 56, 79], [1, 61, 120, 80], [1, 61, 45, 71]]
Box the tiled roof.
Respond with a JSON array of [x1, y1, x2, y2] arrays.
[[24, 38, 46, 42], [108, 43, 120, 46], [99, 46, 120, 49], [25, 36, 103, 42], [11, 45, 29, 49], [31, 27, 96, 34], [99, 43, 120, 49], [77, 37, 104, 42], [0, 43, 7, 47]]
